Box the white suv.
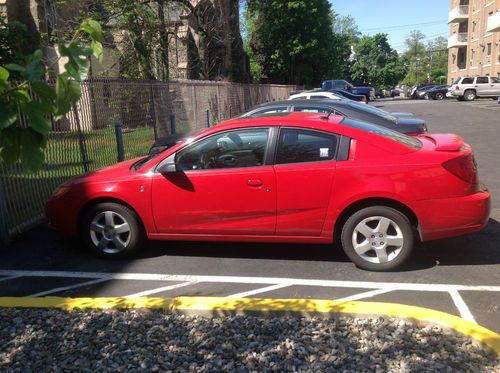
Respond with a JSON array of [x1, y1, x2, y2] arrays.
[[451, 76, 500, 101], [288, 91, 343, 101]]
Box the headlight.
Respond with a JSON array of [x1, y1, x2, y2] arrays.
[[51, 185, 70, 199]]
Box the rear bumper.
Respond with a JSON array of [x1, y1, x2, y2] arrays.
[[411, 190, 491, 242]]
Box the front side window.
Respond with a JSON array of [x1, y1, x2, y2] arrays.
[[276, 128, 338, 165], [176, 128, 269, 171], [491, 77, 500, 83]]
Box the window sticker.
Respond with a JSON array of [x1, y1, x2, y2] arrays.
[[320, 148, 329, 158]]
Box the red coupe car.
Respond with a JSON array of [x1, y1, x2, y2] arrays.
[[45, 113, 490, 271]]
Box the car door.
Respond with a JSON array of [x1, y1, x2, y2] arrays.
[[273, 128, 338, 236], [475, 76, 489, 96], [490, 77, 500, 95], [151, 127, 277, 235]]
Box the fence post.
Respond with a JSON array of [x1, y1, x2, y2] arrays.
[[170, 114, 176, 134], [0, 177, 10, 246], [115, 123, 125, 162], [205, 109, 210, 128], [72, 103, 89, 173]]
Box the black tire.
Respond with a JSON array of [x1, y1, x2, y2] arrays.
[[435, 93, 444, 100], [464, 90, 476, 101], [81, 202, 145, 258], [340, 206, 414, 271], [457, 96, 465, 101]]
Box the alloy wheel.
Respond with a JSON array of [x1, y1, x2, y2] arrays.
[[89, 211, 131, 254], [351, 216, 404, 264]]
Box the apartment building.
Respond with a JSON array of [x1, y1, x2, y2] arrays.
[[448, 0, 500, 83]]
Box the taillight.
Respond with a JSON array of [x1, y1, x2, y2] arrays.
[[360, 95, 366, 102], [455, 85, 460, 91], [442, 154, 477, 184]]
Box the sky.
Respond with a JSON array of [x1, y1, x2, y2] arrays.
[[329, 0, 450, 53]]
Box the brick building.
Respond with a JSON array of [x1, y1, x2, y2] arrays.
[[448, 0, 500, 83]]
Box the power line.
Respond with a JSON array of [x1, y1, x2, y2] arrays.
[[391, 32, 448, 47], [360, 20, 447, 32]]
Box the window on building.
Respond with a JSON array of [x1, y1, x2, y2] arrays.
[[486, 43, 492, 56]]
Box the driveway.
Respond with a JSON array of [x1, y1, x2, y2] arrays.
[[1, 99, 499, 332]]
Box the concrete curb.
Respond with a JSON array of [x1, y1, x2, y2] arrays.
[[0, 296, 498, 355]]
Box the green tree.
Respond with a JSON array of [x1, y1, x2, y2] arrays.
[[403, 30, 427, 86], [350, 33, 407, 89], [247, 0, 337, 86], [0, 19, 103, 170], [427, 36, 448, 84], [331, 11, 360, 80]]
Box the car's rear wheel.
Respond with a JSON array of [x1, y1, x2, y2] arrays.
[[464, 90, 476, 101], [435, 92, 444, 100], [81, 202, 144, 258], [340, 206, 414, 271]]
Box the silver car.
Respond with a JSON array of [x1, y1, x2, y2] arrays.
[[451, 76, 500, 101]]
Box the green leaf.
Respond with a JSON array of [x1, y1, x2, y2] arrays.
[[32, 82, 57, 112], [22, 50, 45, 81], [91, 40, 103, 62], [19, 102, 52, 136], [60, 44, 91, 81], [0, 104, 17, 129], [10, 89, 31, 103], [54, 74, 81, 119], [1, 144, 21, 164], [80, 19, 103, 43], [0, 66, 9, 81], [21, 128, 45, 171], [4, 63, 25, 73]]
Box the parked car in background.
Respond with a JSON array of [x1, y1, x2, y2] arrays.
[[414, 85, 438, 99], [411, 84, 435, 99], [425, 85, 451, 100], [451, 76, 500, 101], [329, 89, 367, 103], [241, 99, 427, 134], [289, 90, 343, 101], [46, 112, 490, 271], [149, 134, 186, 155], [322, 80, 376, 101]]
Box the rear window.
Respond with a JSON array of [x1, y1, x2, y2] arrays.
[[349, 102, 398, 123], [341, 118, 422, 150], [452, 77, 461, 84]]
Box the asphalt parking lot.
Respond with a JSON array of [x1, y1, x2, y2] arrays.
[[1, 99, 499, 332]]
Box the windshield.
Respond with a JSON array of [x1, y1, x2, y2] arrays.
[[349, 102, 398, 123], [341, 118, 422, 150]]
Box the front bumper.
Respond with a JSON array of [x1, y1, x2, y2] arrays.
[[410, 190, 491, 242]]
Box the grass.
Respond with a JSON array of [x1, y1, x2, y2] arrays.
[[0, 126, 156, 233]]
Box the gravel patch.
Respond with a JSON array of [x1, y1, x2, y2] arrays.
[[0, 308, 498, 372]]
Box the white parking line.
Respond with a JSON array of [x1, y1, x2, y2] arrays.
[[335, 288, 395, 302], [226, 283, 292, 298], [26, 277, 111, 298], [125, 281, 195, 298], [1, 270, 498, 292], [448, 289, 477, 324]]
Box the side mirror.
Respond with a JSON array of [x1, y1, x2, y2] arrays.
[[156, 162, 179, 174]]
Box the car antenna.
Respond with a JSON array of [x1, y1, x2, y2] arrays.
[[320, 112, 333, 120]]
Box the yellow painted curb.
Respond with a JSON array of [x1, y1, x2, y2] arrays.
[[0, 296, 498, 355]]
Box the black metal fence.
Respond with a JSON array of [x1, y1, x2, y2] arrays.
[[0, 78, 294, 244]]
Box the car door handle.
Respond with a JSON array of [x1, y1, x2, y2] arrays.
[[247, 179, 263, 187]]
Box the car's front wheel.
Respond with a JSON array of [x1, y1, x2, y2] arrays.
[[81, 202, 145, 258], [435, 93, 444, 100], [340, 206, 414, 271]]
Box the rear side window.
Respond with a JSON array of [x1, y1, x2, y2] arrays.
[[249, 107, 288, 117], [310, 95, 330, 100], [461, 77, 474, 84], [492, 77, 500, 83], [340, 118, 422, 150], [294, 106, 335, 114], [476, 77, 488, 84], [276, 128, 338, 164]]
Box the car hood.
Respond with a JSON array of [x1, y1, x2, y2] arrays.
[[64, 158, 141, 186]]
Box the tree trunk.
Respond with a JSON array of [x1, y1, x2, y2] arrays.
[[6, 0, 41, 55]]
